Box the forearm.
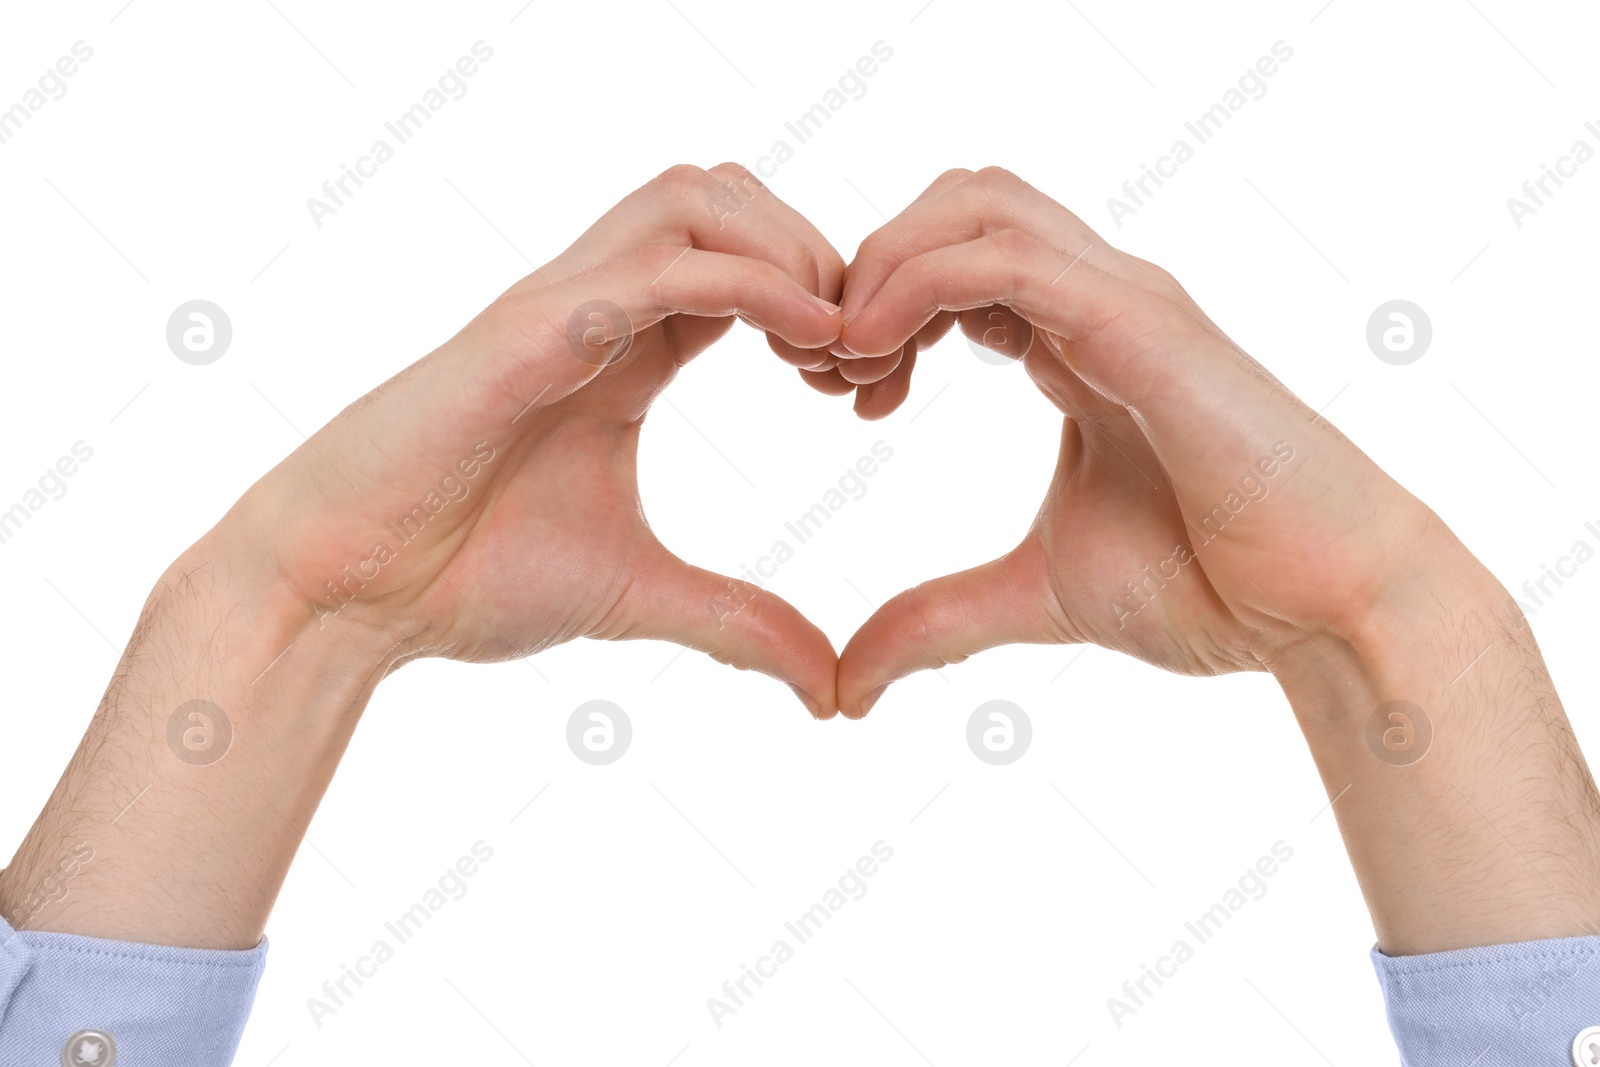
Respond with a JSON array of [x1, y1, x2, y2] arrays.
[[1268, 531, 1600, 956], [0, 518, 401, 950]]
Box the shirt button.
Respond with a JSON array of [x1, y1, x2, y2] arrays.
[[1574, 1026, 1600, 1067], [61, 1029, 116, 1066]]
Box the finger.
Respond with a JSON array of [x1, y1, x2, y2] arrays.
[[839, 169, 1236, 356], [841, 165, 1244, 373], [957, 307, 1032, 364], [838, 168, 974, 308], [623, 554, 841, 719], [938, 309, 1160, 478], [1016, 320, 1134, 427], [836, 349, 902, 385], [840, 167, 1100, 337], [843, 167, 975, 307], [767, 333, 835, 370], [912, 309, 960, 352], [668, 314, 737, 363], [835, 167, 1243, 445], [832, 169, 968, 359], [465, 245, 841, 423], [915, 166, 978, 197], [843, 230, 1314, 505], [624, 244, 839, 350], [853, 342, 916, 420], [707, 162, 847, 301], [798, 365, 856, 397], [843, 312, 952, 419], [842, 230, 1211, 407], [837, 542, 1060, 718], [546, 164, 842, 304]]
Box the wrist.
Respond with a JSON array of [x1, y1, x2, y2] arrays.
[[174, 508, 416, 686], [0, 522, 403, 948], [1263, 529, 1600, 954], [1261, 523, 1503, 725]]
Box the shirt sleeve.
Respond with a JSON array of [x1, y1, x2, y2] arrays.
[[1372, 934, 1600, 1066], [0, 910, 268, 1067]]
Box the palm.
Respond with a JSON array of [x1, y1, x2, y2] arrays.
[[837, 312, 1369, 714], [416, 313, 837, 714], [832, 165, 1432, 714], [1023, 391, 1256, 678], [1013, 320, 1382, 677], [252, 296, 835, 712], [415, 319, 706, 662], [249, 159, 848, 715]]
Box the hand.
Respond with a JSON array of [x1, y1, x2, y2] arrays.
[[236, 163, 846, 716], [0, 164, 852, 951], [830, 167, 1440, 715], [829, 167, 1600, 959]]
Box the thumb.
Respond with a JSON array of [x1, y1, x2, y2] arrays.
[[619, 551, 840, 719], [838, 544, 1059, 718]]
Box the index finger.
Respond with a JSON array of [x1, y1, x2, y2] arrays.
[[838, 167, 1102, 343]]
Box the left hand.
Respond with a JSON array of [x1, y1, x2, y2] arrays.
[[226, 163, 848, 716]]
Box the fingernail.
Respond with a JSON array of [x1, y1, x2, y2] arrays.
[[811, 294, 842, 314], [788, 684, 822, 718], [859, 684, 888, 717]]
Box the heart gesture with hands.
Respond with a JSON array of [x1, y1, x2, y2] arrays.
[[8, 163, 1598, 1004], [249, 163, 1445, 726]]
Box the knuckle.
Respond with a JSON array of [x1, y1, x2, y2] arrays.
[[991, 227, 1036, 258], [653, 163, 712, 196], [635, 240, 683, 274], [974, 165, 1021, 189], [1113, 251, 1193, 309], [1126, 252, 1173, 283], [852, 231, 893, 273], [787, 246, 821, 291], [709, 160, 764, 194], [893, 591, 945, 670], [819, 243, 848, 277], [757, 245, 814, 293], [629, 242, 688, 306]]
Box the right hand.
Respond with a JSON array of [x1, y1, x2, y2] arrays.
[[830, 167, 1465, 716]]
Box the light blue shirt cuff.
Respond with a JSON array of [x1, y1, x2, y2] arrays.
[[1372, 934, 1600, 1065], [0, 911, 267, 1067]]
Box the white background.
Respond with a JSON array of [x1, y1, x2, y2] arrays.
[[2, 1, 1597, 1064]]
